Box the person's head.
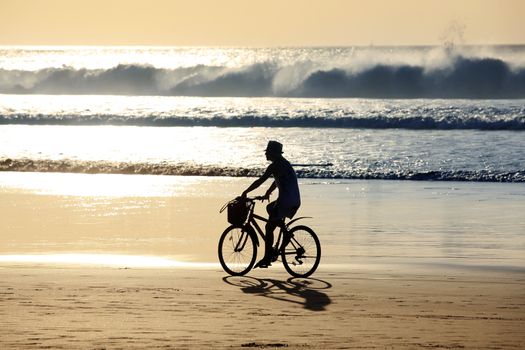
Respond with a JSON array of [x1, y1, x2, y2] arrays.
[[264, 140, 283, 161]]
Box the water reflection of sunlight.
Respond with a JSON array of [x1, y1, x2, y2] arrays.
[[0, 172, 214, 197], [0, 254, 217, 268], [0, 123, 262, 167]]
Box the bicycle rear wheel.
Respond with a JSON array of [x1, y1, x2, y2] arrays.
[[218, 225, 257, 276], [281, 225, 321, 278]]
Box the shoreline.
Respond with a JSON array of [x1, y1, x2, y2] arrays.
[[2, 159, 524, 182], [1, 171, 524, 270]]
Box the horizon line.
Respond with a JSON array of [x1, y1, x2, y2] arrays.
[[1, 43, 525, 49]]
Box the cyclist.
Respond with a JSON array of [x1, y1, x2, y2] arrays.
[[241, 140, 301, 268]]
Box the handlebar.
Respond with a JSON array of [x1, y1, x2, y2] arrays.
[[219, 195, 267, 213]]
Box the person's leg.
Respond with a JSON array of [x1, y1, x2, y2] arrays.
[[279, 205, 299, 250], [264, 201, 279, 259], [265, 219, 278, 259], [255, 202, 281, 267]]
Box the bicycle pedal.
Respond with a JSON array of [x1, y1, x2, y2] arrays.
[[255, 258, 272, 269]]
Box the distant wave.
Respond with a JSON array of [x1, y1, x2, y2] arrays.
[[1, 113, 523, 130], [1, 158, 523, 182], [1, 55, 525, 99]]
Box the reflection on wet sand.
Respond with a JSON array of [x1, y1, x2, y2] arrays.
[[0, 254, 217, 268]]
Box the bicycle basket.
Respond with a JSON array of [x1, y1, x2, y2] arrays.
[[221, 198, 250, 226]]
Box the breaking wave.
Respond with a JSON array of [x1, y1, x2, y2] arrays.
[[1, 113, 524, 130], [2, 55, 525, 99], [1, 158, 523, 183]]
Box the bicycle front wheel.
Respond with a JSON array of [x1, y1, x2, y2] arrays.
[[218, 225, 257, 276], [281, 225, 321, 278]]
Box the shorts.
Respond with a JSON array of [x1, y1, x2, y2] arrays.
[[266, 200, 299, 222]]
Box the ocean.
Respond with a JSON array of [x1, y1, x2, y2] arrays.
[[0, 46, 524, 182]]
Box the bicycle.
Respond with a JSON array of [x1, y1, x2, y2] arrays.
[[218, 196, 321, 277]]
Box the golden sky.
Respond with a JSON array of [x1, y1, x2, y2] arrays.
[[0, 0, 523, 46]]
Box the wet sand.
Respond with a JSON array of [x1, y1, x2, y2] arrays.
[[1, 172, 524, 269], [1, 172, 524, 348]]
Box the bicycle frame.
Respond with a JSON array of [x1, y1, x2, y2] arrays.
[[241, 199, 311, 254], [243, 200, 274, 248]]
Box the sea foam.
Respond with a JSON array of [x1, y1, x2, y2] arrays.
[[1, 95, 524, 130], [1, 158, 523, 183]]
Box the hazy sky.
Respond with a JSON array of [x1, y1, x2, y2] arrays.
[[1, 0, 523, 46]]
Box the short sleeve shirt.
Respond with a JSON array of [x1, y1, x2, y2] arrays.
[[266, 157, 301, 216]]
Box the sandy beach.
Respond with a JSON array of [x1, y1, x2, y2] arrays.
[[1, 172, 524, 349], [1, 265, 524, 349]]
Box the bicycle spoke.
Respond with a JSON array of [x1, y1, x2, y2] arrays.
[[219, 226, 257, 276], [281, 226, 321, 278]]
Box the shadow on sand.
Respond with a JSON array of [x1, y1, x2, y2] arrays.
[[223, 275, 332, 311]]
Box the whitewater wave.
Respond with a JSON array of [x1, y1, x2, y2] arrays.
[[1, 113, 523, 130], [2, 55, 525, 99], [1, 158, 523, 183]]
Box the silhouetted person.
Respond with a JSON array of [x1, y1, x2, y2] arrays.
[[242, 141, 301, 268]]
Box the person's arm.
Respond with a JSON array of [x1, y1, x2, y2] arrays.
[[242, 165, 272, 198], [262, 181, 277, 200]]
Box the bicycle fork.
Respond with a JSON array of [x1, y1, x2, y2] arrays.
[[233, 230, 249, 252]]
